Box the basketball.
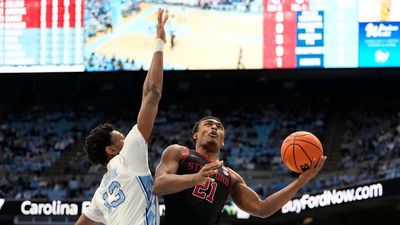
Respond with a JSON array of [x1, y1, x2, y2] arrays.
[[280, 131, 324, 173]]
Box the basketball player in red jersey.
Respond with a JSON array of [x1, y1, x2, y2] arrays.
[[154, 116, 327, 225]]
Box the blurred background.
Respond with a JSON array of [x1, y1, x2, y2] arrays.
[[1, 0, 400, 225]]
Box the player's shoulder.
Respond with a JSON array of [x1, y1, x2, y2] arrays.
[[162, 144, 188, 160], [165, 144, 187, 152], [123, 124, 147, 146], [129, 124, 143, 137]]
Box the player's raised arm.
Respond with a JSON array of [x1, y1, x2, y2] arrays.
[[154, 145, 223, 196], [230, 156, 326, 218], [137, 8, 168, 142]]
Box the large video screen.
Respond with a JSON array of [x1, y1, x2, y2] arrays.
[[0, 0, 85, 72], [1, 0, 399, 72]]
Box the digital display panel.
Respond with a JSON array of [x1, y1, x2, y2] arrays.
[[0, 0, 399, 72]]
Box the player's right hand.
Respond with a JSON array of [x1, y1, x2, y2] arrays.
[[297, 155, 327, 185], [192, 160, 224, 185], [157, 8, 168, 43]]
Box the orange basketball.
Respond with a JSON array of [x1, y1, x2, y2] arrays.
[[280, 131, 324, 173]]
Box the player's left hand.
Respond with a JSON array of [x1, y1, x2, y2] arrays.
[[297, 155, 327, 185], [157, 8, 168, 43]]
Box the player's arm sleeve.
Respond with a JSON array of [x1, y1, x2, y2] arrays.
[[82, 197, 104, 223], [119, 124, 149, 173]]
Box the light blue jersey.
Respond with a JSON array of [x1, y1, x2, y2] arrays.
[[84, 125, 159, 225]]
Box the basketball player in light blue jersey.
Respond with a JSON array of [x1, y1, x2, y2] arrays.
[[75, 9, 168, 225]]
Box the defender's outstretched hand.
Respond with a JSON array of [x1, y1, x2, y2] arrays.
[[136, 9, 168, 142], [157, 9, 168, 43]]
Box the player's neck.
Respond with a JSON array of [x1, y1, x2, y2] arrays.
[[196, 147, 220, 162], [106, 154, 117, 163]]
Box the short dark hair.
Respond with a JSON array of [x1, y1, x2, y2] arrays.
[[83, 123, 115, 166], [192, 116, 223, 138]]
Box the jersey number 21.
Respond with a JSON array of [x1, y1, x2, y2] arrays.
[[192, 181, 218, 203]]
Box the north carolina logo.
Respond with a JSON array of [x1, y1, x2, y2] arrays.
[[375, 50, 390, 63]]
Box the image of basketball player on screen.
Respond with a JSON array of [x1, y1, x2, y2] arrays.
[[154, 116, 327, 225], [85, 0, 262, 71]]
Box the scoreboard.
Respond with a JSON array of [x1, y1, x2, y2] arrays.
[[0, 0, 84, 72], [0, 0, 399, 72], [263, 0, 400, 69]]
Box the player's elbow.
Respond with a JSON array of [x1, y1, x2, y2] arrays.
[[252, 210, 273, 219], [153, 179, 164, 196], [153, 176, 172, 196], [75, 215, 96, 225], [142, 89, 162, 108], [252, 204, 274, 219], [258, 212, 273, 219], [145, 81, 162, 97], [144, 88, 162, 103], [153, 184, 160, 195], [150, 86, 162, 98]]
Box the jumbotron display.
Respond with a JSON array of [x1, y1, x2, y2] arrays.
[[0, 0, 85, 72], [1, 0, 399, 72]]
